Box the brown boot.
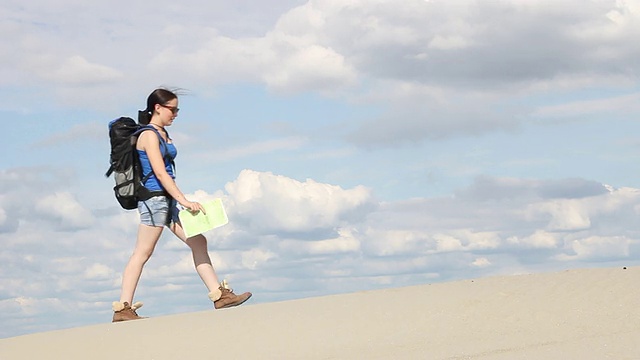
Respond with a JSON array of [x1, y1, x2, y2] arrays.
[[208, 280, 252, 309], [112, 301, 146, 322]]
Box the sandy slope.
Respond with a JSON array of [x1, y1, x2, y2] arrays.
[[1, 266, 639, 360]]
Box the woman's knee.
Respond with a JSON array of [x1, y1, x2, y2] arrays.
[[131, 248, 154, 263], [187, 235, 208, 250]]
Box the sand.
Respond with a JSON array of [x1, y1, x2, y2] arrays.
[[1, 266, 639, 359]]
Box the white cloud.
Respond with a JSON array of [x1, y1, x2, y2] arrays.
[[4, 0, 640, 144], [224, 169, 376, 233], [508, 231, 559, 249], [362, 229, 430, 256], [428, 35, 472, 50], [146, 253, 200, 278], [261, 43, 357, 93], [34, 192, 95, 230], [149, 23, 358, 94], [84, 263, 115, 280], [3, 297, 65, 317], [241, 248, 277, 270], [471, 257, 491, 268], [435, 234, 464, 253], [0, 207, 6, 227], [557, 236, 633, 261], [45, 55, 123, 85], [2, 168, 640, 338], [104, 212, 140, 235], [280, 228, 360, 255], [52, 257, 88, 275], [196, 137, 307, 163], [528, 200, 592, 231]]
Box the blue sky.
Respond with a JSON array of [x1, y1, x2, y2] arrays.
[[2, 0, 640, 338]]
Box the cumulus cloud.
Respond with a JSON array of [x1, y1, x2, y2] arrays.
[[507, 230, 559, 249], [241, 248, 277, 270], [0, 202, 17, 234], [224, 169, 376, 234], [360, 176, 640, 273], [149, 25, 357, 94], [556, 236, 632, 261], [2, 168, 640, 338], [45, 56, 123, 85], [35, 192, 95, 230], [258, 0, 640, 146], [83, 263, 115, 280], [1, 168, 73, 234], [5, 0, 640, 143], [527, 200, 592, 231], [471, 257, 491, 268], [261, 43, 357, 93]]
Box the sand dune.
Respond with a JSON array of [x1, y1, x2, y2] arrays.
[[1, 266, 639, 359]]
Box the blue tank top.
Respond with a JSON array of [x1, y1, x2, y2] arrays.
[[137, 130, 177, 192]]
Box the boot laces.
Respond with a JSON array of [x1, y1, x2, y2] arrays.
[[220, 279, 233, 292], [130, 302, 144, 316]]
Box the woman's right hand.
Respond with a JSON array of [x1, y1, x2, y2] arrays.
[[181, 200, 206, 214]]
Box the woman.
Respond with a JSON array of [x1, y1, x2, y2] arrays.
[[112, 88, 251, 322]]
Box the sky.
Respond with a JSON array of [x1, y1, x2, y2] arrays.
[[1, 0, 640, 338]]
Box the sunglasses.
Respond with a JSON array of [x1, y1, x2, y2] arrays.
[[160, 104, 180, 114]]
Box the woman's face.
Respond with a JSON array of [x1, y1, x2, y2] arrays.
[[156, 98, 179, 126]]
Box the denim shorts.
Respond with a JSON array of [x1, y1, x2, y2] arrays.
[[138, 196, 179, 227]]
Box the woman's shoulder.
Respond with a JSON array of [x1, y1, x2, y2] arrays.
[[138, 128, 162, 141], [136, 128, 162, 150]]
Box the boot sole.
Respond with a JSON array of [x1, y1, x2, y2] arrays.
[[112, 316, 147, 322]]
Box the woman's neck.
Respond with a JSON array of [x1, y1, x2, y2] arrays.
[[149, 121, 164, 130]]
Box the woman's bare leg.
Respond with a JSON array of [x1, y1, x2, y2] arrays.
[[119, 224, 164, 303], [168, 221, 220, 292]]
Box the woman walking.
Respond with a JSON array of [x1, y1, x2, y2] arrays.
[[112, 88, 251, 322]]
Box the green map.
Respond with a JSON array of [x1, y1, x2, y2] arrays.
[[178, 198, 229, 238]]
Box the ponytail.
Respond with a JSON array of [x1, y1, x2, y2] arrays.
[[138, 109, 152, 125]]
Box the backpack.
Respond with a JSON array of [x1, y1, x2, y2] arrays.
[[105, 117, 173, 210]]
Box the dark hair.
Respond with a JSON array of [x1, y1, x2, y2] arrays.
[[138, 88, 178, 125]]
